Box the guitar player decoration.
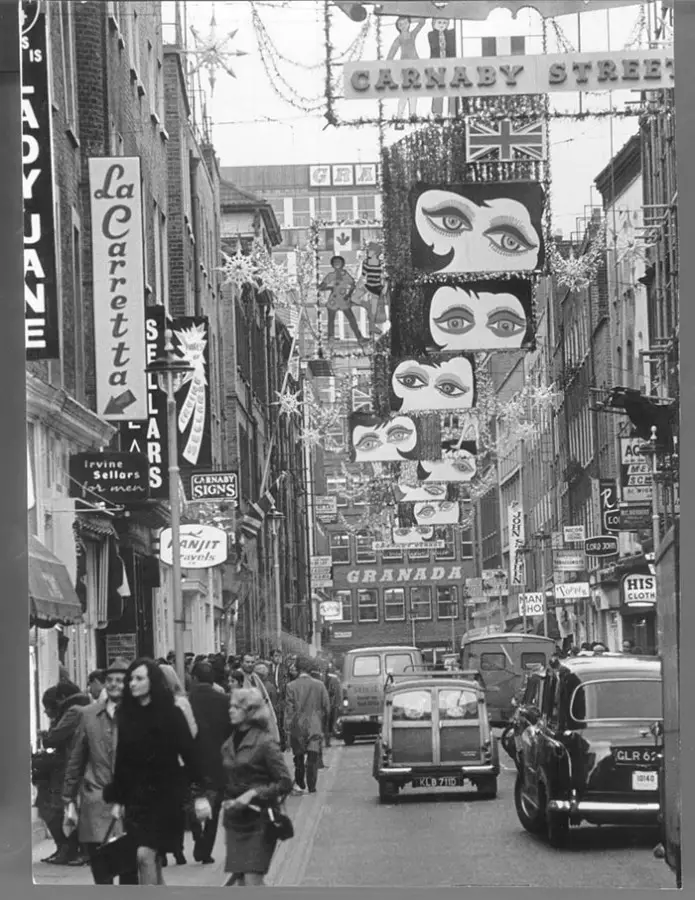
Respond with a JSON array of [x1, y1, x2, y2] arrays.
[[318, 255, 368, 347]]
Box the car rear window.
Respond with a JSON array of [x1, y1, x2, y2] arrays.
[[521, 652, 547, 670], [570, 679, 662, 722], [352, 655, 381, 677], [392, 689, 432, 721], [480, 652, 506, 671], [385, 653, 415, 674], [438, 689, 479, 720]]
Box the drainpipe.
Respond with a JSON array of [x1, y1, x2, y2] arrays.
[[190, 154, 202, 316]]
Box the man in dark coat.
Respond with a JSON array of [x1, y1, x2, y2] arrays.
[[284, 656, 330, 794], [188, 660, 233, 865], [324, 663, 342, 748], [38, 682, 91, 865], [61, 657, 137, 884]]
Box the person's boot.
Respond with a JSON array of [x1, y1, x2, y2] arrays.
[[174, 850, 187, 865], [48, 845, 73, 866]]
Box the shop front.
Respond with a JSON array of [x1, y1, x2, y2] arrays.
[[619, 570, 657, 655]]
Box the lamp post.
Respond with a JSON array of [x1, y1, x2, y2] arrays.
[[146, 328, 193, 685], [268, 508, 285, 653]]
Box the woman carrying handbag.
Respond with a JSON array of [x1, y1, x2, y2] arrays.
[[103, 658, 212, 885], [221, 687, 293, 887]]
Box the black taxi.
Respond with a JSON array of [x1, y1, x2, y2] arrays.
[[513, 653, 662, 847], [372, 671, 499, 803]]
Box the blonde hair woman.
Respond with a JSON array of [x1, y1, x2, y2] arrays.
[[221, 687, 293, 886]]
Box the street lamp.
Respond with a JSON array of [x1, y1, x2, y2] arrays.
[[268, 508, 285, 653], [146, 327, 193, 685]]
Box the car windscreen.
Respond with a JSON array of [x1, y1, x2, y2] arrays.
[[385, 653, 415, 674], [352, 655, 381, 677], [570, 679, 662, 722]]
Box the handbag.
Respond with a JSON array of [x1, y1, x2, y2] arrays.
[[265, 801, 294, 842], [91, 818, 136, 881], [31, 749, 56, 786]]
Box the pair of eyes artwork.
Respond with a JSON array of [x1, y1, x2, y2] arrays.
[[347, 180, 544, 518]]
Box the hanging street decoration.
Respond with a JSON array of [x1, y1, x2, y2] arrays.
[[465, 118, 547, 163], [275, 388, 304, 417], [172, 318, 211, 468], [189, 8, 248, 94], [549, 220, 607, 291], [388, 353, 477, 414], [332, 1, 643, 22]]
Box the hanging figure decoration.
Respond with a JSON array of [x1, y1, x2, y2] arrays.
[[318, 255, 369, 349], [386, 16, 426, 125], [353, 242, 387, 337], [173, 320, 209, 465], [427, 18, 458, 118]]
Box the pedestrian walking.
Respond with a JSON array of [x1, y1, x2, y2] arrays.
[[269, 650, 288, 751], [232, 653, 280, 742], [36, 682, 91, 865], [61, 657, 138, 885], [284, 655, 330, 795], [188, 660, 233, 866], [158, 663, 198, 866], [324, 664, 342, 748], [221, 687, 293, 887], [103, 658, 212, 885]]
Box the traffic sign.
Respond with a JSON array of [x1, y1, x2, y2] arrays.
[[585, 535, 619, 557]]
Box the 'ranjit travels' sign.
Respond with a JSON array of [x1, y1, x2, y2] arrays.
[[344, 564, 467, 585]]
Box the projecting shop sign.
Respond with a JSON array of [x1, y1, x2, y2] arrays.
[[622, 573, 657, 608], [518, 592, 545, 617], [555, 582, 590, 601], [159, 524, 228, 569], [190, 471, 238, 504], [69, 451, 150, 505], [22, 2, 59, 359], [620, 438, 652, 503], [564, 525, 586, 543], [553, 549, 586, 572], [89, 157, 148, 421], [344, 49, 673, 101]]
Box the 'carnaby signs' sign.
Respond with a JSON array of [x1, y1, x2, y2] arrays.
[[189, 471, 238, 503], [89, 157, 148, 421], [69, 451, 150, 505], [159, 524, 228, 569], [344, 50, 673, 101], [22, 2, 59, 359], [345, 564, 467, 585]]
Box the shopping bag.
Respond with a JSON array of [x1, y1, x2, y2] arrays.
[[91, 818, 136, 881]]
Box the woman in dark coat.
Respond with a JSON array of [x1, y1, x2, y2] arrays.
[[222, 687, 293, 886], [103, 658, 212, 885]]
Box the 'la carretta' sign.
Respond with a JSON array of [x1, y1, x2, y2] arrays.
[[159, 524, 228, 569], [344, 49, 673, 102]]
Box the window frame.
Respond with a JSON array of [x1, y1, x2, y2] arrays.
[[329, 531, 350, 564], [436, 585, 458, 620], [355, 532, 376, 564], [381, 546, 403, 563], [357, 588, 379, 623], [409, 586, 432, 621], [434, 526, 455, 560], [333, 589, 353, 623], [408, 545, 431, 563], [384, 587, 406, 622]]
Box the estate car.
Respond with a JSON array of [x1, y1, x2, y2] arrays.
[[513, 653, 662, 847]]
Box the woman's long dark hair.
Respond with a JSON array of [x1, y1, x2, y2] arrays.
[[118, 657, 176, 720]]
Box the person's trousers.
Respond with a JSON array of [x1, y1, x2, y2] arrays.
[[327, 307, 365, 342], [191, 790, 223, 862], [43, 813, 79, 857], [85, 842, 138, 885], [293, 751, 319, 792]]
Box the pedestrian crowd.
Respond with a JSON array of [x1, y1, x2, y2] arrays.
[[32, 650, 343, 887]]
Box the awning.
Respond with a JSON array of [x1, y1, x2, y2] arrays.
[[29, 535, 84, 628]]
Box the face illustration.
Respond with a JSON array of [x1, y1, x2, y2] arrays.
[[331, 257, 345, 271], [393, 526, 434, 544], [392, 357, 475, 411], [414, 189, 541, 273], [419, 451, 478, 483], [351, 415, 417, 461], [414, 500, 460, 525], [396, 482, 449, 503], [433, 18, 450, 31], [429, 285, 528, 351], [129, 665, 151, 700], [396, 16, 410, 32]]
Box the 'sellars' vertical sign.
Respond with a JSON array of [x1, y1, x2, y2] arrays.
[[22, 1, 59, 359], [89, 158, 148, 421]]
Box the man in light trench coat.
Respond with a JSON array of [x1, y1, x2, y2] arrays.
[[61, 657, 138, 885], [284, 655, 331, 794]]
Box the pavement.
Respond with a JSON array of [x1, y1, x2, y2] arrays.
[[32, 740, 677, 889]]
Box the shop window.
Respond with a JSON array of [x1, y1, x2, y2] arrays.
[[357, 589, 379, 622], [384, 588, 405, 621]]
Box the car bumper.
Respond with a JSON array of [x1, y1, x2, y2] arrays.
[[549, 799, 660, 815], [378, 764, 498, 778], [340, 714, 381, 729]]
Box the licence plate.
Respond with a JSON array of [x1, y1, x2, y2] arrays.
[[632, 770, 659, 791], [412, 776, 465, 789], [613, 746, 660, 766]]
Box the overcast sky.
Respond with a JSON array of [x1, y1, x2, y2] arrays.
[[165, 1, 658, 235]]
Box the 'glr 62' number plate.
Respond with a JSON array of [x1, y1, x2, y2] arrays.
[[412, 776, 464, 788]]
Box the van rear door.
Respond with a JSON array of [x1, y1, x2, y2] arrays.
[[343, 653, 385, 719]]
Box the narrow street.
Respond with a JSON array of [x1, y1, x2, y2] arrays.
[[33, 736, 675, 890]]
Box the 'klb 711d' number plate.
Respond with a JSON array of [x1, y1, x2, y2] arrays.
[[412, 775, 465, 788]]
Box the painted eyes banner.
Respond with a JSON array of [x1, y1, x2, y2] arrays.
[[410, 181, 545, 275], [348, 411, 442, 463], [393, 481, 463, 503], [414, 413, 479, 483], [398, 499, 461, 526], [392, 526, 436, 545], [390, 352, 477, 413]]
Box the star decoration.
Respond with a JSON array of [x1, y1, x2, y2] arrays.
[[276, 389, 303, 417], [189, 6, 248, 95], [300, 426, 324, 449]]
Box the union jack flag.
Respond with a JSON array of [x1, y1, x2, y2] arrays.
[[465, 118, 546, 163]]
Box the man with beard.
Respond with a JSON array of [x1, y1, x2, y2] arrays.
[[61, 658, 138, 885]]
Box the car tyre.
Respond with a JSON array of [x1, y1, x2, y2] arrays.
[[540, 782, 570, 848], [514, 771, 545, 834], [476, 776, 498, 799], [343, 733, 355, 746], [378, 780, 397, 804]]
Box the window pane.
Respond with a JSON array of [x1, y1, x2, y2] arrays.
[[410, 587, 432, 620], [336, 195, 354, 218], [437, 586, 458, 620], [434, 526, 455, 560], [438, 689, 479, 720], [571, 680, 662, 722], [353, 655, 380, 677], [384, 588, 405, 621], [315, 196, 333, 220], [480, 653, 506, 672], [385, 653, 415, 674], [460, 527, 474, 559], [357, 589, 378, 622], [392, 690, 432, 721], [356, 533, 376, 563], [330, 533, 350, 563], [334, 590, 352, 623], [269, 198, 285, 227], [408, 546, 430, 562], [381, 547, 403, 562], [521, 652, 546, 670], [357, 195, 376, 221]]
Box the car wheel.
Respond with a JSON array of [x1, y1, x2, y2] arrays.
[[514, 772, 545, 834], [476, 776, 497, 799], [343, 733, 355, 746], [542, 784, 570, 848], [378, 780, 397, 804]]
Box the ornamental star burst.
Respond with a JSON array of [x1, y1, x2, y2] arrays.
[[189, 6, 248, 95], [276, 389, 303, 417], [300, 426, 324, 449]]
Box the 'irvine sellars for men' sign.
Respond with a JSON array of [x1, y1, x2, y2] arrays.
[[344, 50, 673, 101]]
